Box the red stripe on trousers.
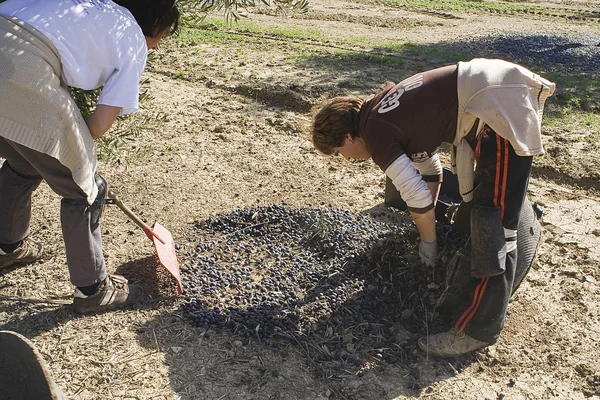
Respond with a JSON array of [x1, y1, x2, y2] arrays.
[[454, 134, 509, 332], [455, 277, 490, 331], [457, 277, 490, 331]]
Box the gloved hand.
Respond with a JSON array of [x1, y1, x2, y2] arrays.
[[449, 201, 473, 236], [419, 239, 438, 267]]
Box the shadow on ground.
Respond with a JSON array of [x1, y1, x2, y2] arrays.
[[0, 256, 177, 339]]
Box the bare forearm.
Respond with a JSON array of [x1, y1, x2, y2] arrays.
[[85, 104, 122, 139], [412, 181, 439, 241], [410, 208, 436, 243]]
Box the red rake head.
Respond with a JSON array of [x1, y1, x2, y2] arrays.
[[151, 222, 182, 295]]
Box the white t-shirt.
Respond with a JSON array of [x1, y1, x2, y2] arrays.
[[0, 0, 148, 115]]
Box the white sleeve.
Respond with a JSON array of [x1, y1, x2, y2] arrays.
[[97, 34, 148, 116], [385, 154, 434, 211], [412, 153, 443, 177]]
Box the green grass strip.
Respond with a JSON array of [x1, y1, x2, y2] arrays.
[[386, 0, 585, 18]]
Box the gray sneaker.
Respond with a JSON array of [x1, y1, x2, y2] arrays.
[[0, 238, 43, 269], [417, 328, 490, 358], [72, 274, 137, 314]]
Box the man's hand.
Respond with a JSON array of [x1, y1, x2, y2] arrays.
[[419, 239, 437, 267], [450, 200, 473, 236]]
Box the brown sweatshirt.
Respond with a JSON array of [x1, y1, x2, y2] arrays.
[[358, 64, 459, 173]]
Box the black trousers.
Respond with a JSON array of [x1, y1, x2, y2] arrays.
[[455, 126, 532, 343]]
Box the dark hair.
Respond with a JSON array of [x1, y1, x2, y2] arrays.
[[312, 96, 363, 155], [113, 0, 180, 37]]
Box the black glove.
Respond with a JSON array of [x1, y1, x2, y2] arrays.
[[449, 200, 473, 236], [91, 173, 108, 225]]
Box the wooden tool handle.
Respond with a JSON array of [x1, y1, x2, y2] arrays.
[[107, 189, 149, 231], [106, 189, 166, 244]]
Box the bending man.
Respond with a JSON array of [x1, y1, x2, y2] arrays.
[[0, 0, 180, 314], [311, 58, 555, 357]]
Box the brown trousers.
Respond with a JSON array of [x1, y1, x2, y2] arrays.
[[0, 136, 106, 287]]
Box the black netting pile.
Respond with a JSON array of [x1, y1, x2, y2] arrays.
[[180, 204, 462, 367], [477, 34, 600, 73]]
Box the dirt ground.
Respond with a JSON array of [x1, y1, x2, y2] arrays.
[[1, 0, 600, 399]]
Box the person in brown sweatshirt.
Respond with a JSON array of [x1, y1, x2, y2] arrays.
[[311, 58, 554, 357]]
